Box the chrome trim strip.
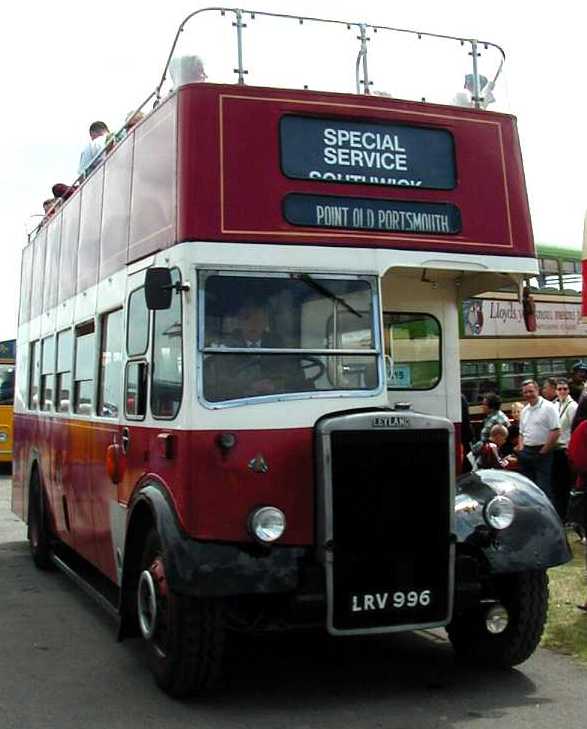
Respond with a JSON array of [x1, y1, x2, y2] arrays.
[[203, 347, 379, 355]]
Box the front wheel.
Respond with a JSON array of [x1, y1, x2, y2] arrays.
[[137, 529, 226, 698], [446, 570, 549, 668]]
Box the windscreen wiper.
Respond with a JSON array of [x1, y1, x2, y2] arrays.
[[292, 273, 363, 318]]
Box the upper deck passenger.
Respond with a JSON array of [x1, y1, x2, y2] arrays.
[[169, 54, 207, 89], [78, 121, 110, 177], [454, 74, 495, 110]]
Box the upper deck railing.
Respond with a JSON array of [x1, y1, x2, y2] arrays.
[[139, 7, 506, 112], [32, 8, 508, 239]]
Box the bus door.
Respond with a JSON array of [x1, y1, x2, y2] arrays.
[[62, 321, 101, 566], [89, 308, 125, 582]]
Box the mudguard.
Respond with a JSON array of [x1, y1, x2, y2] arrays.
[[128, 482, 305, 597], [455, 470, 572, 573]]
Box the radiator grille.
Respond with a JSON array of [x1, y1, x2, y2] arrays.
[[328, 428, 452, 632]]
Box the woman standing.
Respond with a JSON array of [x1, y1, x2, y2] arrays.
[[567, 396, 587, 612]]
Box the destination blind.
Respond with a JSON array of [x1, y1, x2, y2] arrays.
[[283, 194, 461, 235], [280, 116, 456, 190]]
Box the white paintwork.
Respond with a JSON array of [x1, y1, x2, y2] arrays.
[[16, 239, 538, 431]]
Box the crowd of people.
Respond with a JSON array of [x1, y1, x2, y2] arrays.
[[464, 360, 587, 613], [40, 54, 207, 224]]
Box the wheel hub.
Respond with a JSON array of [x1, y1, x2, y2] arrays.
[[485, 604, 509, 634], [138, 569, 158, 640]]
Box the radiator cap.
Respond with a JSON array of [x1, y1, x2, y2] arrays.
[[393, 402, 412, 411]]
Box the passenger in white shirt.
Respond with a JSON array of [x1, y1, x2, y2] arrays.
[[169, 54, 207, 89], [453, 73, 495, 110], [518, 379, 560, 501], [551, 378, 578, 519], [78, 121, 110, 177]]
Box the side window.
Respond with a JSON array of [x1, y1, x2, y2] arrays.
[[460, 360, 498, 405], [125, 361, 148, 419], [74, 322, 95, 415], [98, 309, 124, 418], [28, 340, 40, 409], [40, 336, 55, 412], [127, 287, 149, 356], [384, 313, 441, 390], [151, 269, 183, 419], [56, 329, 73, 413]]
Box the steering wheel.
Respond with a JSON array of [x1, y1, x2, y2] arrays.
[[231, 354, 326, 384], [299, 356, 326, 383]]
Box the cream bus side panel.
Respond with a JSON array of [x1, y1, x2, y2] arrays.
[[381, 273, 460, 423]]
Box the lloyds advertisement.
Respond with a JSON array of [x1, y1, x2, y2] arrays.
[[463, 299, 587, 337]]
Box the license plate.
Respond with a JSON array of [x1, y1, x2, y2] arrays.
[[350, 589, 432, 614]]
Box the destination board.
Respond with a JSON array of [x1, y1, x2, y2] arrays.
[[280, 116, 456, 190], [283, 194, 461, 235]]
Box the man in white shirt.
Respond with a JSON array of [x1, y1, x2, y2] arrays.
[[518, 379, 560, 501], [78, 121, 110, 177], [551, 378, 578, 519]]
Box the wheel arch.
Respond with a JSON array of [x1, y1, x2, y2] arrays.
[[118, 479, 182, 639], [456, 470, 572, 574]]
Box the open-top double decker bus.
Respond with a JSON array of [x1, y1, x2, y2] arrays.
[[460, 244, 586, 413], [0, 339, 15, 464], [12, 8, 570, 697]]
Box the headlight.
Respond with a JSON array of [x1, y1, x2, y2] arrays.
[[0, 431, 8, 443], [249, 506, 286, 543], [484, 495, 515, 530]]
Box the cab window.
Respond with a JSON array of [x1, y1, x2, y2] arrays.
[[384, 313, 441, 390]]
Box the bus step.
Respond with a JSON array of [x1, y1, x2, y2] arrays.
[[50, 550, 119, 623]]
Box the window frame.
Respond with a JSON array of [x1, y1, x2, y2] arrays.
[[124, 359, 148, 421], [28, 340, 40, 410], [384, 311, 443, 392], [55, 328, 73, 414], [40, 335, 56, 412], [126, 285, 150, 358], [73, 320, 96, 416], [97, 308, 124, 419], [197, 269, 383, 408], [150, 268, 183, 421]]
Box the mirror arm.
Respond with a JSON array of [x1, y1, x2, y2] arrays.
[[163, 282, 191, 293]]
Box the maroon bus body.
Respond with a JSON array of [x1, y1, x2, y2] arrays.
[[13, 82, 565, 697], [18, 85, 534, 329]]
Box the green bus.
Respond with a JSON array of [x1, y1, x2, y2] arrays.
[[460, 244, 584, 411]]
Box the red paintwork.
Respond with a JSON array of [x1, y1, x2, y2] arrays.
[[13, 413, 314, 583], [14, 408, 463, 584], [177, 84, 534, 257], [20, 84, 534, 326]]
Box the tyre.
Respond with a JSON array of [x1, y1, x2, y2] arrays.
[[137, 529, 226, 698], [28, 470, 52, 570], [446, 570, 549, 668]]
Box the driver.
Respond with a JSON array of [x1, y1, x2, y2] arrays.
[[206, 301, 308, 400]]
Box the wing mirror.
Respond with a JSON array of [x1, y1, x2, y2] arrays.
[[144, 268, 173, 310]]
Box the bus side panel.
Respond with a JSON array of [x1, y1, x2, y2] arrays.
[[63, 420, 98, 565], [89, 421, 120, 583], [11, 413, 28, 521]]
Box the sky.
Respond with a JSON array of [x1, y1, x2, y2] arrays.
[[0, 0, 585, 341]]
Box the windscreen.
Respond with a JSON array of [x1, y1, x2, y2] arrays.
[[200, 272, 379, 403], [0, 364, 15, 406]]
